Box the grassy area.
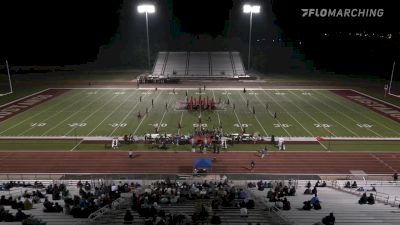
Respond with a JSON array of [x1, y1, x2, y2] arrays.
[[1, 88, 400, 138], [0, 140, 78, 150], [1, 139, 398, 152]]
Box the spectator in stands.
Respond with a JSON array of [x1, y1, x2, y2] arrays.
[[393, 173, 398, 181], [14, 209, 29, 221], [23, 198, 33, 210], [282, 197, 291, 210], [311, 194, 322, 210], [322, 212, 335, 225], [124, 210, 134, 224], [210, 212, 221, 225], [288, 186, 296, 196], [240, 205, 248, 217], [199, 204, 209, 221], [359, 193, 368, 204], [344, 181, 351, 188], [64, 204, 71, 215], [367, 193, 375, 205], [302, 201, 312, 210], [351, 181, 358, 188], [0, 195, 10, 205], [312, 186, 318, 195], [304, 187, 312, 195]]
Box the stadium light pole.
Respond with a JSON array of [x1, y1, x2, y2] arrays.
[[138, 4, 155, 71], [243, 4, 260, 71]]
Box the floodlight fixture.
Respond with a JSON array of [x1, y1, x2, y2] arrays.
[[137, 4, 156, 71], [243, 4, 260, 14], [243, 4, 261, 70], [138, 4, 155, 13]]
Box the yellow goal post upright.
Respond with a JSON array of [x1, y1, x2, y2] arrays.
[[0, 60, 13, 96]]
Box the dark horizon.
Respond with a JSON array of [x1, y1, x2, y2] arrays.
[[0, 0, 399, 78]]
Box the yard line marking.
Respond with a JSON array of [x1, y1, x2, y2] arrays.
[[178, 89, 187, 135], [279, 90, 336, 137], [156, 93, 175, 132], [260, 88, 327, 150], [253, 91, 291, 137], [211, 90, 221, 125], [87, 90, 139, 136], [225, 89, 243, 132], [70, 139, 84, 151], [133, 91, 163, 135], [16, 90, 93, 136], [319, 91, 400, 136], [64, 92, 121, 136], [310, 90, 382, 137], [288, 90, 359, 137], [40, 90, 114, 136], [109, 92, 147, 136], [237, 91, 269, 136], [0, 90, 85, 135], [178, 111, 184, 135]]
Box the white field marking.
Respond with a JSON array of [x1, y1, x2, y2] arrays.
[[288, 90, 359, 137], [156, 92, 175, 132], [311, 90, 383, 137], [109, 93, 146, 136], [16, 90, 92, 136], [0, 90, 85, 135], [253, 91, 291, 137], [64, 91, 121, 136], [87, 90, 139, 136], [133, 91, 163, 135], [40, 90, 114, 136], [279, 90, 336, 137], [352, 89, 400, 110], [260, 88, 328, 149], [225, 90, 243, 132], [237, 91, 269, 136], [318, 91, 400, 136], [369, 153, 397, 173], [0, 88, 50, 108], [211, 90, 221, 125], [70, 139, 84, 151], [178, 111, 184, 135], [177, 89, 187, 135]]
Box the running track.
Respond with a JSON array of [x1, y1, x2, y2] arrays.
[[0, 152, 399, 174]]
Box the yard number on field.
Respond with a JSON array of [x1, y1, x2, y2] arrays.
[[68, 123, 87, 127], [274, 123, 291, 128], [356, 123, 373, 128], [193, 123, 208, 128], [314, 124, 332, 128], [109, 123, 127, 128], [234, 123, 249, 128], [302, 92, 312, 96], [31, 123, 46, 127], [150, 123, 167, 127]]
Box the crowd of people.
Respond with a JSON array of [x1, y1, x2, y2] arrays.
[[126, 177, 261, 225]]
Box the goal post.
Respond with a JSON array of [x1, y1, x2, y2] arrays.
[[388, 60, 400, 97], [0, 60, 13, 96]]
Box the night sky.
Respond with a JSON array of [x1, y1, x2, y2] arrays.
[[0, 0, 398, 77]]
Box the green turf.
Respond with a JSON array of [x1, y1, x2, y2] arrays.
[[1, 88, 400, 139], [0, 140, 77, 150]]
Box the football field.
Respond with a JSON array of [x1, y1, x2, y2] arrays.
[[1, 88, 400, 141]]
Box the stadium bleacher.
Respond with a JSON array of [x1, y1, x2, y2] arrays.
[[247, 180, 400, 225], [150, 51, 247, 79]]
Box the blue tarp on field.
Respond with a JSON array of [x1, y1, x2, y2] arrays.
[[193, 158, 212, 170]]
